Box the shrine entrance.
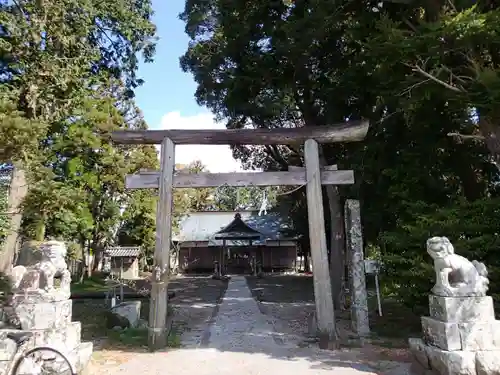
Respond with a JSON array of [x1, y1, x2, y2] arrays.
[[225, 249, 251, 274], [214, 212, 262, 275], [111, 121, 370, 350]]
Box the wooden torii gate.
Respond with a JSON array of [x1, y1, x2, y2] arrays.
[[111, 120, 369, 350]]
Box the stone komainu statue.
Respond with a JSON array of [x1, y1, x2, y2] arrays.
[[426, 236, 489, 297], [10, 240, 71, 298]]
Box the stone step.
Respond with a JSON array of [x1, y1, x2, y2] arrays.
[[0, 330, 18, 374], [0, 322, 85, 372], [410, 338, 500, 375], [66, 341, 93, 373]]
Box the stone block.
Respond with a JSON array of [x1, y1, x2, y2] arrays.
[[14, 299, 72, 330], [31, 322, 81, 351], [409, 337, 431, 369], [426, 345, 476, 375], [459, 321, 500, 351], [67, 341, 93, 373], [422, 317, 461, 351], [0, 361, 10, 375], [476, 351, 500, 375], [421, 317, 500, 351], [429, 295, 495, 323], [0, 334, 16, 361]]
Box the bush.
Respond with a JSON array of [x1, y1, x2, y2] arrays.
[[379, 198, 500, 311]]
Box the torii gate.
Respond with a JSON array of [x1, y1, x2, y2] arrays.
[[111, 120, 369, 350]]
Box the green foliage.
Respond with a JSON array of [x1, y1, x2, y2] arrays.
[[381, 198, 500, 310], [0, 0, 159, 270], [180, 0, 500, 313]]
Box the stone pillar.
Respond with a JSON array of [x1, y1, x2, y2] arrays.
[[344, 199, 370, 337]]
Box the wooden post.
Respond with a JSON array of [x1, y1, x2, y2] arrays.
[[148, 137, 175, 350], [120, 258, 124, 301], [304, 139, 338, 349]]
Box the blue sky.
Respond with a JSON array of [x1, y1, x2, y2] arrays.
[[133, 0, 242, 172]]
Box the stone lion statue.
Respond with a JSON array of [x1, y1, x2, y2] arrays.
[[426, 236, 489, 297], [11, 240, 71, 299]]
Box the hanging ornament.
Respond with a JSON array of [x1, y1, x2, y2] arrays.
[[258, 189, 268, 216]]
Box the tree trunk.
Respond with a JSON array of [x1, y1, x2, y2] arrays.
[[0, 166, 28, 274], [478, 116, 500, 167], [78, 236, 86, 283], [317, 152, 346, 311], [325, 185, 345, 310], [33, 212, 47, 241]]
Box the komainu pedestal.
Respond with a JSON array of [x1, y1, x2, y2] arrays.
[[0, 240, 92, 373], [409, 237, 500, 375]]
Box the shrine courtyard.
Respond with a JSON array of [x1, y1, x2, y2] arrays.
[[73, 274, 420, 375]]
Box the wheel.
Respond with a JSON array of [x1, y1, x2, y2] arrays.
[[11, 346, 76, 375]]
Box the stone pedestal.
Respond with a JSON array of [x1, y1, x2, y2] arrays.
[[409, 295, 500, 375], [0, 297, 93, 374]]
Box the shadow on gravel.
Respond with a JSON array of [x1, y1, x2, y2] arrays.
[[185, 275, 414, 375], [74, 276, 228, 354], [82, 275, 413, 375]]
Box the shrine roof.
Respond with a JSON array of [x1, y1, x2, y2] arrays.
[[174, 210, 298, 245]]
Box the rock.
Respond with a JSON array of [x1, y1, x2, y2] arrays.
[[105, 310, 130, 330], [476, 351, 500, 375], [109, 300, 141, 328]]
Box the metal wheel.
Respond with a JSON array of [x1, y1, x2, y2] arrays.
[[11, 346, 76, 375]]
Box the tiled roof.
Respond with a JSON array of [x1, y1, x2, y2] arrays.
[[215, 213, 262, 238], [105, 247, 141, 257], [174, 210, 298, 246]]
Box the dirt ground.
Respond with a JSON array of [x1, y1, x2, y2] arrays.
[[79, 274, 419, 373], [245, 274, 420, 365], [76, 275, 228, 372]]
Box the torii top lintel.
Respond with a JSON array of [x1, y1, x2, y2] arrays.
[[111, 120, 369, 145]]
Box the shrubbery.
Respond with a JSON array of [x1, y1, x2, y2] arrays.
[[379, 198, 500, 312]]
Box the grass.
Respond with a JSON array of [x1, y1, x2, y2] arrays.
[[368, 298, 421, 340], [246, 274, 422, 348], [106, 327, 181, 349], [71, 275, 108, 293], [74, 276, 228, 352]]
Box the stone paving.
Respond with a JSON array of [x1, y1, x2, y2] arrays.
[[102, 276, 407, 375]]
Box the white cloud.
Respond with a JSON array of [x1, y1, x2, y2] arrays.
[[157, 111, 243, 173]]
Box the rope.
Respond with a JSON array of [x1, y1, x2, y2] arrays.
[[275, 170, 317, 197], [211, 171, 317, 207]]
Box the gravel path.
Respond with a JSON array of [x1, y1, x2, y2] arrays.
[[102, 276, 397, 375]]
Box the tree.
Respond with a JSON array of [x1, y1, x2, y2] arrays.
[[0, 0, 158, 271], [0, 0, 156, 161], [179, 0, 500, 313]]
